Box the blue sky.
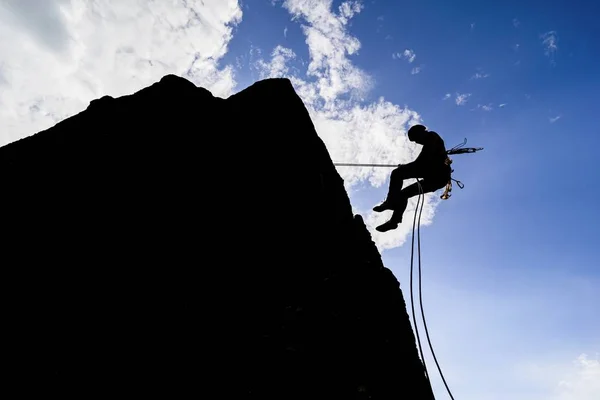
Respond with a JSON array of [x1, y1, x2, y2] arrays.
[[225, 4, 599, 398], [0, 1, 598, 399]]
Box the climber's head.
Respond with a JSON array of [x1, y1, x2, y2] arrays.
[[407, 124, 427, 144]]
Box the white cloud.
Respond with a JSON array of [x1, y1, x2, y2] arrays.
[[403, 49, 416, 63], [366, 192, 439, 251], [258, 0, 434, 251], [280, 0, 370, 105], [443, 93, 451, 100], [521, 353, 600, 400], [1, 0, 438, 252], [392, 48, 416, 63], [471, 71, 490, 79], [0, 0, 243, 146], [411, 66, 421, 75], [555, 354, 600, 400], [255, 45, 297, 78], [542, 30, 558, 59], [455, 93, 471, 105], [550, 114, 561, 123], [470, 103, 493, 112]]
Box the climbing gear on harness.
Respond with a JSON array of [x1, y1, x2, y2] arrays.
[[441, 181, 452, 200], [442, 156, 455, 200], [437, 138, 481, 200], [440, 177, 465, 200], [446, 137, 483, 155]]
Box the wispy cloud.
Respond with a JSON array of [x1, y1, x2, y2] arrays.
[[554, 353, 600, 400], [258, 0, 433, 251], [477, 103, 493, 111], [443, 93, 451, 100], [284, 26, 288, 37], [513, 18, 520, 28], [541, 30, 558, 62], [550, 114, 561, 123], [0, 0, 244, 145], [411, 66, 421, 75], [520, 353, 600, 400], [403, 49, 416, 63], [471, 71, 490, 79], [393, 48, 416, 63], [499, 103, 507, 108], [455, 93, 471, 105], [376, 15, 384, 33]]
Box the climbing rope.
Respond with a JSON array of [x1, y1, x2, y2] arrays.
[[411, 179, 455, 400], [333, 161, 465, 399], [410, 179, 432, 389]]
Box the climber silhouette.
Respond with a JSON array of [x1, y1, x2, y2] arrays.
[[373, 124, 451, 232]]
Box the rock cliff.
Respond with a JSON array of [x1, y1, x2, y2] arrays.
[[1, 75, 433, 399]]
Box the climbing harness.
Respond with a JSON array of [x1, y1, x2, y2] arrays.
[[441, 157, 465, 201], [333, 160, 467, 201], [410, 179, 455, 400], [441, 157, 454, 201]]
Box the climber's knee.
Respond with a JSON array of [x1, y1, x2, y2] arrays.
[[390, 167, 402, 181]]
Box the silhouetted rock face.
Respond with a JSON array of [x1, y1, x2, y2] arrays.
[[2, 75, 432, 399]]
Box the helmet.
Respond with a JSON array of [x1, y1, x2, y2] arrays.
[[407, 124, 426, 141]]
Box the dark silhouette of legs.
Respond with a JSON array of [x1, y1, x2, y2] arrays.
[[375, 174, 448, 233], [373, 164, 422, 212]]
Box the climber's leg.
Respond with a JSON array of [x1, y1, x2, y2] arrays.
[[375, 178, 444, 233], [373, 163, 421, 212]]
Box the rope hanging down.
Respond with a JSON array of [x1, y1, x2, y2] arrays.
[[332, 163, 464, 397], [411, 179, 455, 400], [332, 139, 482, 398], [410, 180, 431, 390]]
